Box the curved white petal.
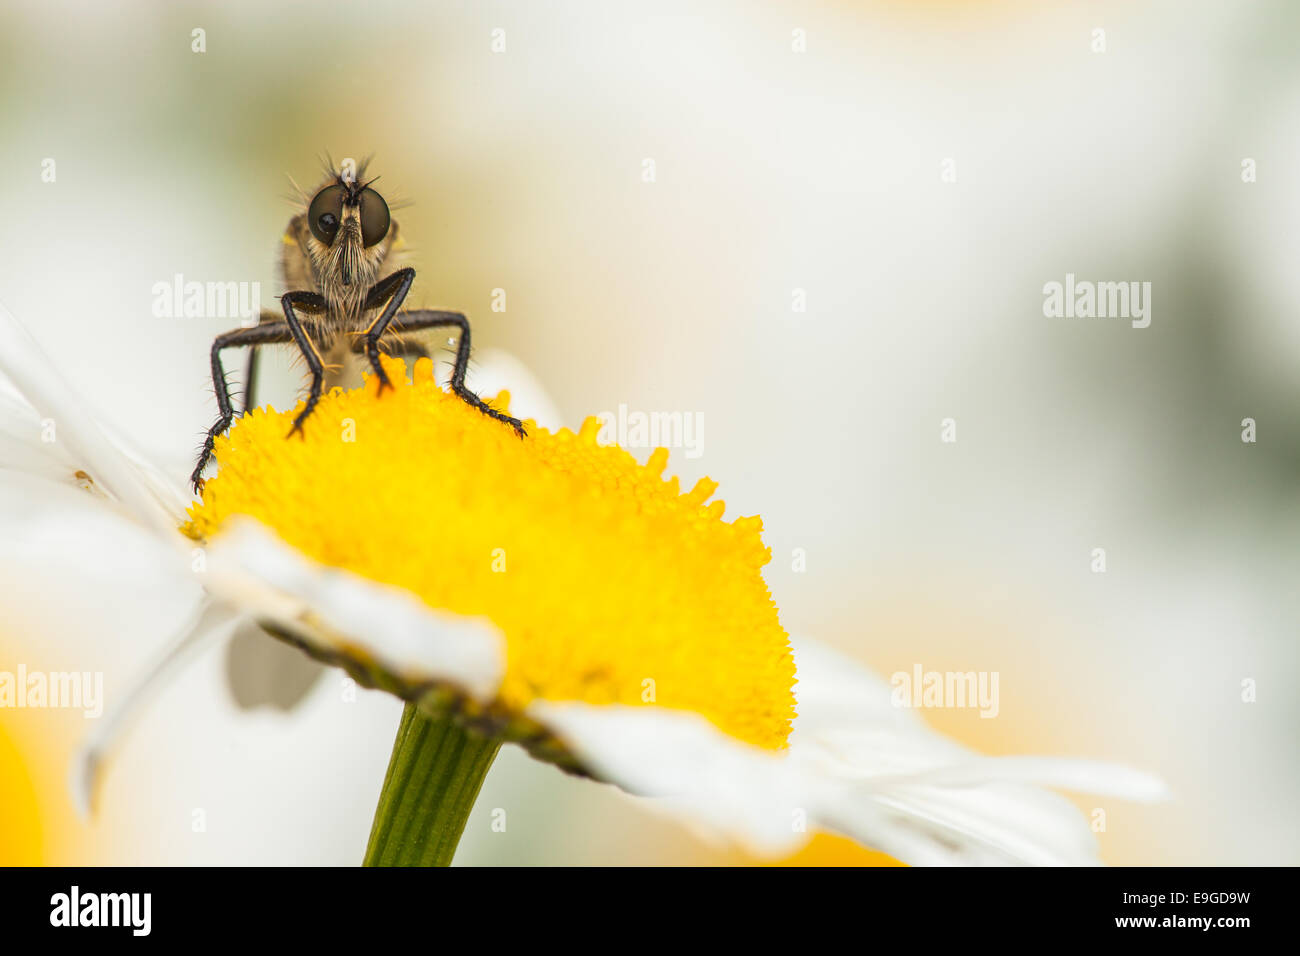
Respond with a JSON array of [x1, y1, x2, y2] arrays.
[[0, 298, 189, 531], [72, 600, 243, 818], [794, 639, 1167, 864], [788, 638, 927, 733], [0, 467, 218, 818], [527, 638, 1169, 865], [202, 518, 506, 700], [527, 701, 819, 857], [0, 384, 83, 484], [854, 754, 1171, 800], [845, 782, 1101, 866], [0, 468, 201, 613]]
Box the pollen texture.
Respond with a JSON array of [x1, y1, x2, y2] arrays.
[[184, 356, 795, 750]]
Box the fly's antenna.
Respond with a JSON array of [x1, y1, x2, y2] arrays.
[[359, 167, 411, 212]]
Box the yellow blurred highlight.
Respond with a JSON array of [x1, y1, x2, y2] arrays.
[[772, 832, 905, 867], [0, 717, 42, 864], [0, 635, 112, 865]]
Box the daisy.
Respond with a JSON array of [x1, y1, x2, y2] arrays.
[[0, 300, 1167, 866]]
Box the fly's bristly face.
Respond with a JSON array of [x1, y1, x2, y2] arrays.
[[285, 161, 400, 323]]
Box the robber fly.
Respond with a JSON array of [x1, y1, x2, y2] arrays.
[[190, 159, 525, 492]]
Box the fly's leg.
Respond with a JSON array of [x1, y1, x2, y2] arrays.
[[192, 321, 295, 493], [358, 267, 415, 392], [280, 291, 328, 438], [241, 309, 284, 414], [389, 309, 526, 438]]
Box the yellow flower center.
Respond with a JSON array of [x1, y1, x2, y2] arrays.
[[184, 356, 795, 750]]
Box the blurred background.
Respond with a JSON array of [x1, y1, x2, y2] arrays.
[[1, 0, 1297, 865]]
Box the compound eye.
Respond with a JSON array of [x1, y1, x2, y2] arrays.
[[358, 188, 391, 247], [307, 185, 345, 245]]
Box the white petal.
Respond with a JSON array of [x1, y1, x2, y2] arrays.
[[527, 701, 818, 857], [847, 782, 1101, 866], [0, 468, 200, 614], [73, 600, 243, 818], [0, 298, 189, 531], [859, 755, 1171, 801], [787, 637, 924, 733], [0, 383, 82, 484], [526, 639, 1168, 865], [202, 518, 506, 700], [790, 639, 1169, 864], [790, 640, 1167, 795], [0, 467, 218, 817], [527, 700, 1083, 864]]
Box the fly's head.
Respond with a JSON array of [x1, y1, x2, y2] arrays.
[[291, 161, 397, 316]]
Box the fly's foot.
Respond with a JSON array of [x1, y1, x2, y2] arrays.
[[454, 385, 526, 438]]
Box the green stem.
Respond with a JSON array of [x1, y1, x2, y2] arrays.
[[363, 703, 502, 866]]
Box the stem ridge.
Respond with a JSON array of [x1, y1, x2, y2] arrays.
[[363, 703, 502, 867]]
